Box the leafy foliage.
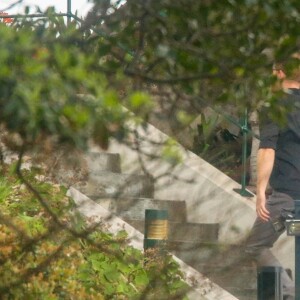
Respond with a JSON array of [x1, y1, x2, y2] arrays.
[[0, 0, 300, 296], [81, 0, 300, 179], [0, 1, 299, 163], [88, 0, 300, 112], [192, 112, 248, 180], [0, 15, 132, 151], [0, 164, 189, 299]]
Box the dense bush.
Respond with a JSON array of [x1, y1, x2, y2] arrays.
[[0, 162, 188, 299]]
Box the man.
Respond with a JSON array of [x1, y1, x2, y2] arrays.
[[245, 62, 300, 300]]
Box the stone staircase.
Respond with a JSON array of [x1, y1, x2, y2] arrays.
[[73, 151, 258, 300]]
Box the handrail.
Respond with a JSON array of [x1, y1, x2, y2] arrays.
[[214, 106, 257, 197], [0, 13, 68, 19], [0, 0, 78, 23]]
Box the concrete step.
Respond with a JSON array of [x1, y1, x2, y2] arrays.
[[168, 241, 257, 300], [93, 197, 187, 223], [202, 266, 257, 300], [197, 264, 256, 289], [86, 152, 121, 173], [223, 287, 256, 300], [74, 172, 154, 199], [125, 219, 218, 243], [169, 222, 219, 243]]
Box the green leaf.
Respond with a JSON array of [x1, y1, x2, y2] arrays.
[[134, 269, 149, 287], [103, 268, 120, 282]]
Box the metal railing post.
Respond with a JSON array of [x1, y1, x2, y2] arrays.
[[67, 0, 72, 25], [233, 108, 253, 197], [241, 108, 249, 194]]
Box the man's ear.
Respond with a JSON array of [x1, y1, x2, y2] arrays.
[[278, 70, 286, 79]]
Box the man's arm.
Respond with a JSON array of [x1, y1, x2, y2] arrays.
[[256, 148, 275, 221]]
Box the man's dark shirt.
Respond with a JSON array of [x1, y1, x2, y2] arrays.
[[259, 89, 300, 199]]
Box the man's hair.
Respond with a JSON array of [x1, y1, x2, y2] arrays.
[[273, 58, 300, 81], [272, 62, 284, 71]]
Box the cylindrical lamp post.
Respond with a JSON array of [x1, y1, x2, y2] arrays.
[[144, 209, 168, 252]]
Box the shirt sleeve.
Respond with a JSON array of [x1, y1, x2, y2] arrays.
[[259, 121, 279, 149]]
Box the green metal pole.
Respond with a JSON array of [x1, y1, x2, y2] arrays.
[[233, 108, 253, 197], [241, 108, 248, 194], [67, 0, 71, 25]]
